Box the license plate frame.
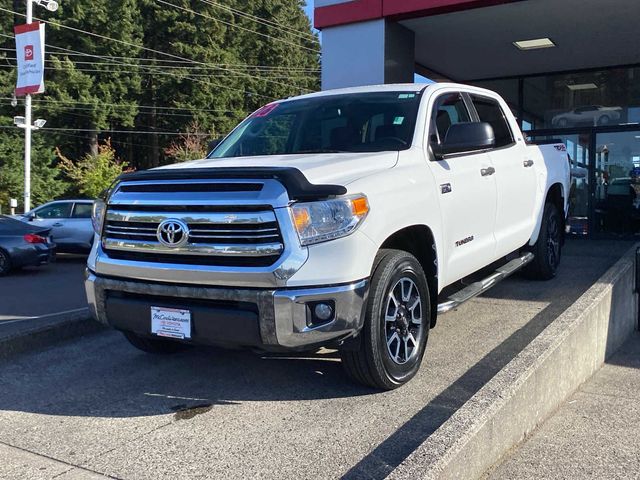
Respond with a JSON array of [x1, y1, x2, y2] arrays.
[[151, 306, 192, 339]]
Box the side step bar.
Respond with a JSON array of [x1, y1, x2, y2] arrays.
[[437, 252, 534, 314]]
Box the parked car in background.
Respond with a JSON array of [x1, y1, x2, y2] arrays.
[[0, 215, 55, 276], [19, 200, 94, 253], [552, 105, 622, 127]]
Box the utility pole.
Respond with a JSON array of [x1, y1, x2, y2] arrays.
[[23, 0, 33, 213], [15, 0, 57, 213]]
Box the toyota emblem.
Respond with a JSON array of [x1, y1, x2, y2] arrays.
[[157, 219, 189, 248]]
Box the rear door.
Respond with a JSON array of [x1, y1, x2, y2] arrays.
[[469, 94, 538, 256], [427, 91, 498, 286], [69, 202, 94, 247], [32, 202, 74, 245]]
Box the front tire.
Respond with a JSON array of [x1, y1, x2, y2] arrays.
[[340, 249, 430, 390], [123, 331, 190, 354], [524, 202, 562, 280], [0, 249, 11, 276]]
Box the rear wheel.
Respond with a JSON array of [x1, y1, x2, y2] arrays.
[[123, 331, 190, 354], [524, 202, 562, 280], [0, 249, 11, 276], [340, 249, 430, 390]]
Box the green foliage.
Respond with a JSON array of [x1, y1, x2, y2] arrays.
[[164, 122, 208, 162], [57, 139, 129, 198], [0, 0, 320, 205], [0, 132, 67, 213]]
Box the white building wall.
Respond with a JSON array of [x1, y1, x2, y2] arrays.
[[321, 19, 387, 90], [321, 19, 415, 90]]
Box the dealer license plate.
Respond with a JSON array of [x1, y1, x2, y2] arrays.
[[151, 306, 191, 339]]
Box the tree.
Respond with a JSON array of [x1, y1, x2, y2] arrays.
[[164, 121, 208, 163], [57, 139, 129, 198], [0, 0, 320, 180], [0, 132, 68, 212]]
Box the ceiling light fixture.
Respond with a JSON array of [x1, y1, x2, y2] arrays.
[[566, 83, 599, 91], [513, 38, 556, 50]]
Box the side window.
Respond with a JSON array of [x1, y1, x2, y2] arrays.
[[34, 203, 72, 219], [470, 95, 514, 148], [72, 203, 93, 218], [429, 93, 471, 145]]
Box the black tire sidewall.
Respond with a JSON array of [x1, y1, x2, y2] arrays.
[[0, 249, 11, 276], [538, 203, 562, 277], [368, 252, 430, 387]]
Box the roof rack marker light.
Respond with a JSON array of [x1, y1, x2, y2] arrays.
[[513, 38, 556, 50]]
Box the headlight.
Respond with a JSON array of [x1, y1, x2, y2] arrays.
[[91, 199, 107, 235], [291, 194, 369, 246]]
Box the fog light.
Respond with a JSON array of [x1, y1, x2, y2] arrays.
[[314, 303, 333, 321]]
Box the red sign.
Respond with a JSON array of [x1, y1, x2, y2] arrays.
[[24, 45, 34, 61]]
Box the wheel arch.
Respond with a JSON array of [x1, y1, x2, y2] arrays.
[[380, 224, 439, 328], [530, 182, 566, 246]]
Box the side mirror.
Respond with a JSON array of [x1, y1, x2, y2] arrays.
[[26, 213, 35, 221], [433, 122, 495, 159]]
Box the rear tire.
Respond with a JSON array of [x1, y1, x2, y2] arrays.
[[524, 202, 562, 280], [123, 331, 190, 354], [340, 249, 430, 390], [0, 249, 11, 276]]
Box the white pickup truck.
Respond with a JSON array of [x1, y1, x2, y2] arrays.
[[86, 83, 570, 389]]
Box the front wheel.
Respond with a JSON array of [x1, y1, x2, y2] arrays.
[[524, 202, 562, 280], [340, 249, 430, 390], [0, 249, 11, 276], [123, 331, 190, 354]]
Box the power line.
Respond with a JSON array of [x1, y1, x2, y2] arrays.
[[156, 0, 319, 55], [0, 47, 321, 71], [0, 7, 314, 94], [0, 96, 246, 114], [0, 125, 211, 135], [197, 0, 318, 43], [0, 32, 279, 101], [0, 62, 314, 81]]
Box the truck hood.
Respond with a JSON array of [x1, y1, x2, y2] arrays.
[[157, 151, 398, 186]]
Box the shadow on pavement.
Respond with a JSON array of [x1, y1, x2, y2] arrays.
[[0, 240, 632, 478]]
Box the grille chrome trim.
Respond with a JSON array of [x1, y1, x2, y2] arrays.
[[106, 210, 276, 225], [103, 238, 284, 257]]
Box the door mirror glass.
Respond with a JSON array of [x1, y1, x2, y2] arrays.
[[433, 122, 495, 158]]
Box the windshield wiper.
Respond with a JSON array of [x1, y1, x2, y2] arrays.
[[294, 149, 351, 154]]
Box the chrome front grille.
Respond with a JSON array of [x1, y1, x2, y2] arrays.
[[102, 208, 284, 265]]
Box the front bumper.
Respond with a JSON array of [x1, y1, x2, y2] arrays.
[[85, 271, 368, 350]]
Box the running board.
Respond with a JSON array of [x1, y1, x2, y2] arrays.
[[437, 252, 534, 314]]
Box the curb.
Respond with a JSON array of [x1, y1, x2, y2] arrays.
[[388, 243, 639, 480], [0, 309, 106, 361]]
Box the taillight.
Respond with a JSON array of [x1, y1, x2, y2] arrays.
[[24, 233, 47, 244]]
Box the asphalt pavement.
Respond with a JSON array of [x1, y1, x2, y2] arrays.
[[0, 240, 634, 480], [0, 254, 88, 322]]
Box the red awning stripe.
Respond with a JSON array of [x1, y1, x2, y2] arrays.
[[314, 0, 518, 29]]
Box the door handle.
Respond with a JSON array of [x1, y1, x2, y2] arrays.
[[523, 159, 534, 167], [480, 167, 496, 176], [52, 222, 63, 227]]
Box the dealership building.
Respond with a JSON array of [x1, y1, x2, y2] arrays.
[[314, 0, 640, 238]]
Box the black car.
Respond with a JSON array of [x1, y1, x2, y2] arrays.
[[0, 215, 56, 275]]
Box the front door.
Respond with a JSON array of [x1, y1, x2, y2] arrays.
[[427, 91, 498, 286]]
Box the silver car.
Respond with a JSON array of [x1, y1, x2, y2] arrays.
[[20, 200, 94, 253]]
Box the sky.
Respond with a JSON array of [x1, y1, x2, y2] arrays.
[[303, 2, 315, 28]]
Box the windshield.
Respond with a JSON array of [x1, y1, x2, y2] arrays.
[[209, 91, 423, 158]]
